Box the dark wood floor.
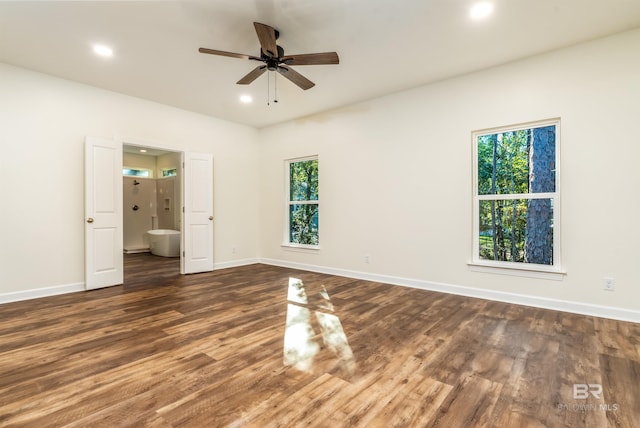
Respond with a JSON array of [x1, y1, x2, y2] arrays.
[[0, 254, 638, 427]]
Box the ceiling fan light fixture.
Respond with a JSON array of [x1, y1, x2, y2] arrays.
[[240, 94, 253, 103], [267, 62, 278, 71]]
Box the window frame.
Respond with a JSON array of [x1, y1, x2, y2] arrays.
[[283, 155, 320, 250], [470, 118, 564, 279]]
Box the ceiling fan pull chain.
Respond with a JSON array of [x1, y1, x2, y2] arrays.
[[274, 71, 278, 103], [267, 71, 270, 106]]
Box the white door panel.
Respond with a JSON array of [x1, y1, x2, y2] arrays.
[[85, 137, 123, 289], [190, 224, 210, 257], [183, 152, 214, 274], [93, 228, 118, 271]]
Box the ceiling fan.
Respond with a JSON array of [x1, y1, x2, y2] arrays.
[[199, 22, 339, 90]]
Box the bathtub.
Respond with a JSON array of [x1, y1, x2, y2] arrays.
[[146, 229, 180, 257]]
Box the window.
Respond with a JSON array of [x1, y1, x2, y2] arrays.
[[122, 167, 152, 178], [472, 119, 561, 274], [161, 168, 177, 177], [285, 156, 319, 247]]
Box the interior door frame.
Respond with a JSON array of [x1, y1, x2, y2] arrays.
[[119, 137, 188, 274]]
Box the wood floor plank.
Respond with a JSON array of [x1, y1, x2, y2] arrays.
[[502, 334, 561, 427], [600, 354, 640, 427], [427, 374, 503, 428], [0, 254, 638, 427]]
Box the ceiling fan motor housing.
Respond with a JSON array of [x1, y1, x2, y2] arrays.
[[262, 45, 285, 60], [263, 45, 284, 70]]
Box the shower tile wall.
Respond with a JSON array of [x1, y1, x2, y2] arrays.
[[156, 152, 182, 231], [123, 151, 181, 252], [156, 177, 175, 230], [123, 177, 179, 252], [123, 177, 155, 252]]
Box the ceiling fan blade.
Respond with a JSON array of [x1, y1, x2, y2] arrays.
[[281, 52, 339, 66], [277, 66, 315, 90], [199, 48, 261, 61], [254, 22, 278, 58], [237, 66, 267, 85]]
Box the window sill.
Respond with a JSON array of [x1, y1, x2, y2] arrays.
[[281, 243, 321, 252], [468, 261, 566, 281]]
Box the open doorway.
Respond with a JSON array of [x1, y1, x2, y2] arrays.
[[84, 137, 214, 290], [122, 144, 183, 280]]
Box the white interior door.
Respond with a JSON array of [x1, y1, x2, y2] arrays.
[[84, 137, 123, 289], [183, 152, 214, 274]]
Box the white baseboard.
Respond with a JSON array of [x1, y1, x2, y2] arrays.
[[260, 258, 640, 324], [3, 259, 638, 324], [124, 248, 150, 254], [214, 258, 260, 270], [0, 282, 86, 305]]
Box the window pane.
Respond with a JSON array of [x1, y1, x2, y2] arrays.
[[290, 160, 318, 201], [477, 126, 555, 195], [529, 126, 556, 193], [289, 204, 319, 245], [479, 198, 553, 265], [123, 168, 150, 177]]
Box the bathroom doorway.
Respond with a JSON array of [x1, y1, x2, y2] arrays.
[[84, 136, 214, 289], [122, 143, 183, 276]]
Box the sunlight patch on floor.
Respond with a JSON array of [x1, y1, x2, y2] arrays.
[[283, 277, 355, 376]]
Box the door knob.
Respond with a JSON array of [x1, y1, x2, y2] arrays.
[[86, 218, 94, 223], [209, 216, 214, 221]]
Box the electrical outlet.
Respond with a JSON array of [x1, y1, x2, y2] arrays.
[[232, 246, 237, 254], [364, 254, 370, 264], [603, 277, 615, 291]]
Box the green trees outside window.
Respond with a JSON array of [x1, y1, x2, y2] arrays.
[[475, 121, 558, 266], [161, 168, 177, 177], [288, 158, 319, 246]]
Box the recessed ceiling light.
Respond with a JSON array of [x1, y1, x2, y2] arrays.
[[240, 95, 253, 104], [93, 44, 113, 57], [470, 2, 494, 20], [139, 149, 147, 153]]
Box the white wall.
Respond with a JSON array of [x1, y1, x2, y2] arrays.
[[258, 29, 640, 318], [123, 152, 156, 173], [1, 29, 639, 321], [0, 63, 259, 295]]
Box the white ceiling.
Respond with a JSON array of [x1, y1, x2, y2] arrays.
[[1, 1, 639, 129]]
